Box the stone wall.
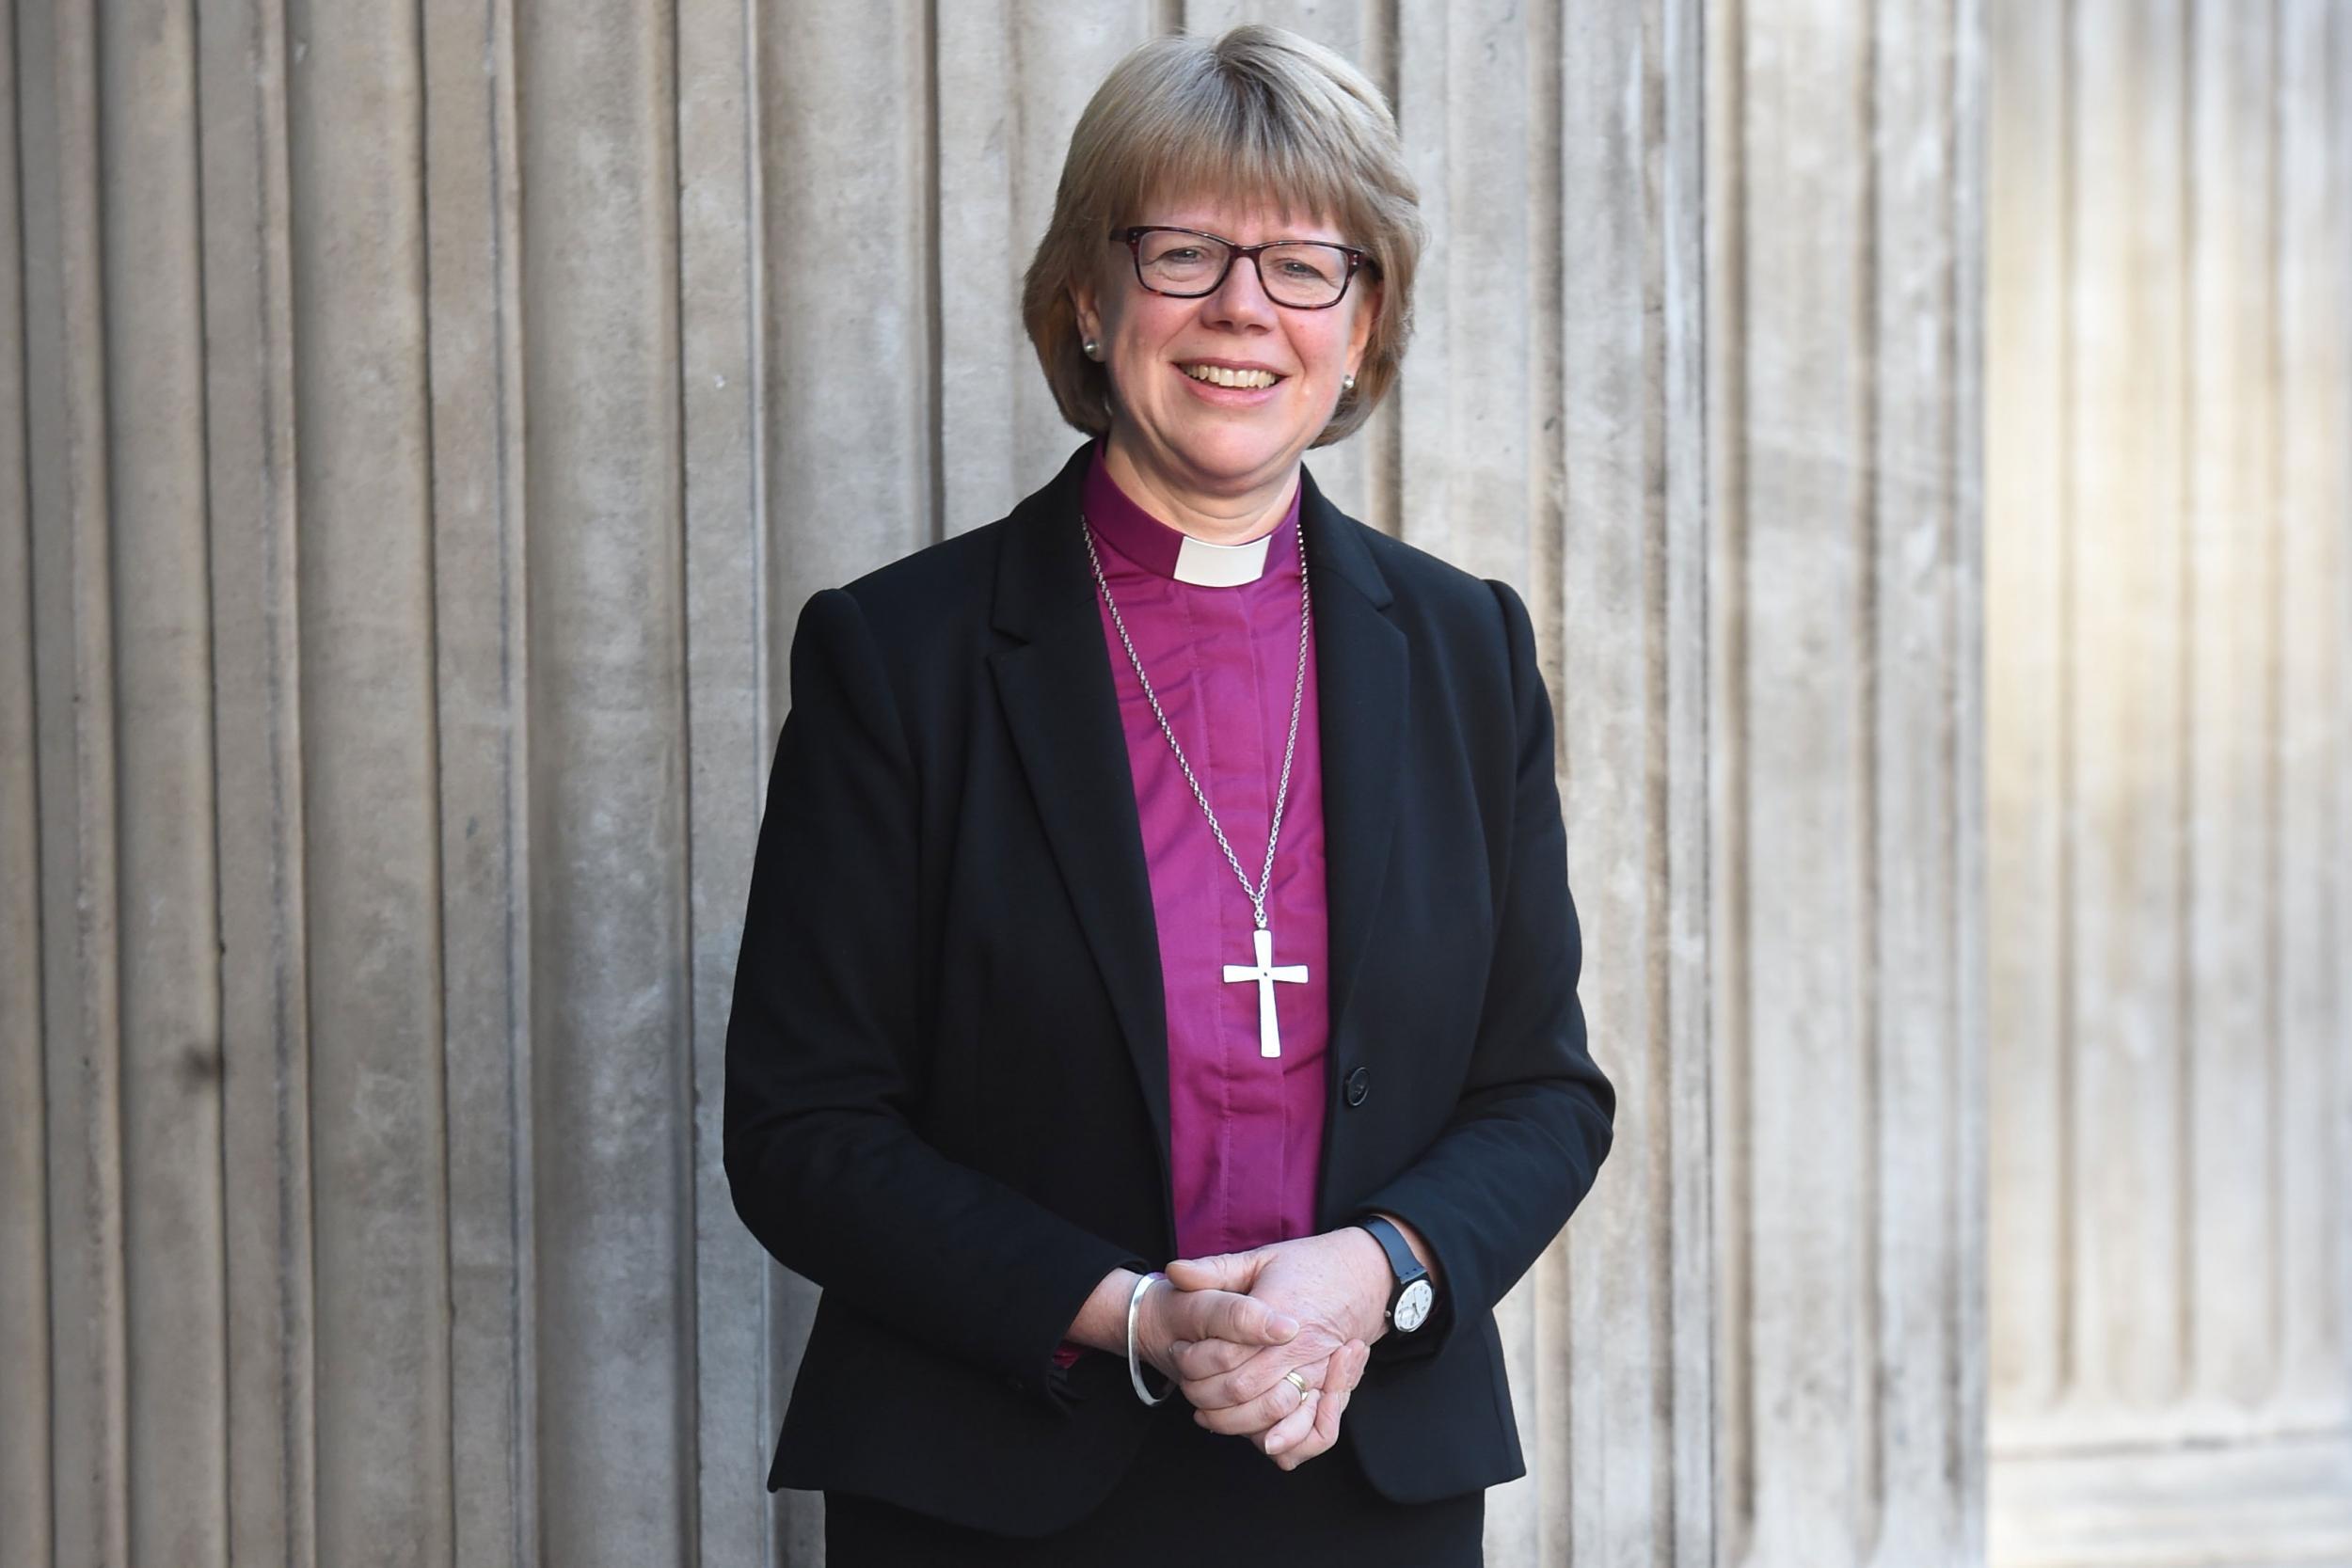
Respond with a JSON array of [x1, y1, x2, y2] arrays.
[[22, 1, 2338, 1565], [1985, 3, 2352, 1562]]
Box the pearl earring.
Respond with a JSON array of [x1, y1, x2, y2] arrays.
[[1343, 372, 1357, 393], [1084, 340, 1100, 359]]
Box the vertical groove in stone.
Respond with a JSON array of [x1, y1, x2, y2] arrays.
[[2169, 0, 2200, 1400], [1522, 0, 1569, 1552], [486, 0, 537, 1556], [196, 0, 317, 1559], [285, 0, 455, 1560], [516, 0, 693, 1559], [2182, 0, 2285, 1412], [20, 1, 132, 1563], [677, 0, 773, 1554], [419, 0, 532, 1557], [739, 2, 774, 1560], [2053, 0, 2082, 1411], [2071, 0, 2192, 1413], [1527, 0, 1565, 758], [2322, 0, 2347, 1388], [1362, 0, 1404, 541], [669, 5, 705, 1550], [98, 0, 230, 1559], [0, 0, 56, 1560], [2274, 0, 2346, 1418], [1984, 0, 2067, 1427], [1856, 0, 1885, 1545], [1702, 0, 1754, 1548], [920, 0, 946, 546], [1391, 0, 1449, 563], [1659, 0, 1715, 1559], [1947, 0, 1990, 1554], [2330, 0, 2352, 1387], [2261, 0, 2292, 1402]]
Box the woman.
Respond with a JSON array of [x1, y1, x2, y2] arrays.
[[723, 24, 1613, 1564]]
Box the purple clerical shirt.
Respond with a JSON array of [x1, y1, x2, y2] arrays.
[[1082, 441, 1333, 1264]]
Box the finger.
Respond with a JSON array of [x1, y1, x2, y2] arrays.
[[1184, 1331, 1338, 1412], [1275, 1370, 1356, 1472], [1258, 1388, 1319, 1456], [1190, 1359, 1317, 1435], [1162, 1287, 1295, 1354], [1192, 1289, 1300, 1348], [1170, 1336, 1253, 1382], [1164, 1251, 1262, 1295]]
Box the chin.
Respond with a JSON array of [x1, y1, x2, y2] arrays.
[[1165, 429, 1299, 486]]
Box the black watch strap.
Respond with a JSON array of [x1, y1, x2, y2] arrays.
[[1357, 1215, 1434, 1332]]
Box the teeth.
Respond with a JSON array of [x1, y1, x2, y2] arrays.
[[1184, 363, 1279, 389]]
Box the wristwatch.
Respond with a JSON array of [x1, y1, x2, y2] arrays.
[[1356, 1214, 1435, 1334]]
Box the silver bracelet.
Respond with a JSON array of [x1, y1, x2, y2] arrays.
[[1125, 1271, 1173, 1406]]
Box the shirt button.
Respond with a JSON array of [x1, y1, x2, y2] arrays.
[[1344, 1067, 1371, 1107]]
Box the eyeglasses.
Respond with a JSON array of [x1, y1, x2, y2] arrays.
[[1112, 226, 1374, 309]]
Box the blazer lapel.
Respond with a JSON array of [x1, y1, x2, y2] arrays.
[[1297, 468, 1406, 1061], [987, 450, 1174, 1172]]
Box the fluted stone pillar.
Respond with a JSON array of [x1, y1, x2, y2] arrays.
[[1985, 2, 2352, 1561], [6, 1, 2014, 1564], [1706, 1, 1988, 1563]]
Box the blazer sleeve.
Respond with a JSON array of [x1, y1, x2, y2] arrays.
[[1351, 577, 1616, 1361], [723, 587, 1141, 1405]]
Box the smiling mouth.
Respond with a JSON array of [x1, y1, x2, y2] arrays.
[[1182, 363, 1282, 390]]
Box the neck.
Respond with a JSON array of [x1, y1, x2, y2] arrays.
[[1103, 430, 1298, 546]]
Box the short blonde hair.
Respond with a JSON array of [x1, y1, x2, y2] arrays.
[[1021, 25, 1423, 449]]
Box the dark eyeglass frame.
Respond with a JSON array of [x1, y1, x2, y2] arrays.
[[1111, 226, 1375, 309]]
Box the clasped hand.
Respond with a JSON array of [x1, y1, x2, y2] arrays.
[[1135, 1229, 1392, 1472]]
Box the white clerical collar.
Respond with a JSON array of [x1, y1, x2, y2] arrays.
[[1082, 441, 1297, 587], [1172, 531, 1274, 586]]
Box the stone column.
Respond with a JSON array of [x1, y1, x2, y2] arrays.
[[1707, 0, 1989, 1563], [1986, 1, 2352, 1560], [1, 2, 2002, 1564]]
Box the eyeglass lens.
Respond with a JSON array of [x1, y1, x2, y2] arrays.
[[1135, 231, 1352, 307]]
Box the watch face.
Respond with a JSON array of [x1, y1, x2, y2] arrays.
[[1393, 1278, 1435, 1333]]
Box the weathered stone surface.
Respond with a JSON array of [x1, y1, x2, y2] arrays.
[[22, 2, 2345, 1565], [1985, 1, 2352, 1562]]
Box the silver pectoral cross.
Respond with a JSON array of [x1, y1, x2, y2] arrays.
[[1223, 926, 1310, 1059]]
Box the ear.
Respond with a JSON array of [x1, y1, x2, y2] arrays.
[[1345, 277, 1381, 374], [1068, 279, 1103, 349]]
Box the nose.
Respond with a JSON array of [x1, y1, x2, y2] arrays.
[[1202, 249, 1279, 328]]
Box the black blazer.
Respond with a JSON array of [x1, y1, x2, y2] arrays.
[[723, 442, 1613, 1536]]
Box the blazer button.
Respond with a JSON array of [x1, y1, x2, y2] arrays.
[[1343, 1067, 1371, 1108]]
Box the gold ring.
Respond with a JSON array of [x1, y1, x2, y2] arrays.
[[1284, 1370, 1310, 1398]]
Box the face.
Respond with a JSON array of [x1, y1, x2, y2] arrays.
[[1072, 196, 1379, 509]]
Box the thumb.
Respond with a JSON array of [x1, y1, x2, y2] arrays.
[[1165, 1250, 1263, 1294]]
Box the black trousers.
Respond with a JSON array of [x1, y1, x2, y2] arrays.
[[825, 1402, 1486, 1566]]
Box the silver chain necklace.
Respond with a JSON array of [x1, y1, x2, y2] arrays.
[[1081, 513, 1313, 1059]]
